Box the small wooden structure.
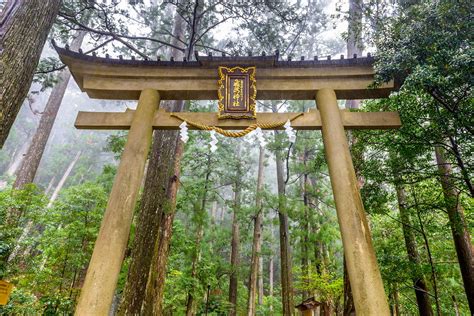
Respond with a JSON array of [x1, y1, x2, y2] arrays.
[[54, 43, 400, 316], [296, 297, 322, 316]]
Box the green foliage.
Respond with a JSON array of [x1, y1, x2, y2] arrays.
[[375, 0, 473, 140], [0, 179, 108, 315], [33, 57, 63, 90], [0, 185, 47, 278], [294, 266, 343, 302]]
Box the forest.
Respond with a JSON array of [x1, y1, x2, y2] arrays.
[[0, 0, 472, 315]]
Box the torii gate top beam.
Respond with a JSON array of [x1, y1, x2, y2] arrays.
[[54, 44, 397, 101]]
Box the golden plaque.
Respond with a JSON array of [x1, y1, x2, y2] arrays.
[[217, 66, 256, 119]]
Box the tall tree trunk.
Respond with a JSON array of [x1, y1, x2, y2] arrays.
[[435, 146, 474, 313], [269, 221, 274, 314], [301, 149, 311, 301], [44, 176, 56, 196], [247, 146, 265, 315], [275, 144, 295, 316], [141, 7, 187, 311], [117, 6, 185, 314], [393, 285, 400, 316], [185, 154, 212, 316], [258, 256, 264, 305], [185, 216, 204, 316], [47, 150, 82, 208], [0, 0, 61, 147], [272, 101, 294, 315], [185, 0, 204, 60], [142, 140, 184, 315], [185, 213, 205, 316], [229, 188, 241, 316], [117, 114, 183, 316], [345, 0, 363, 112], [412, 198, 441, 316], [13, 31, 85, 189], [229, 145, 242, 316], [396, 185, 433, 316], [452, 295, 460, 316], [447, 136, 473, 197]]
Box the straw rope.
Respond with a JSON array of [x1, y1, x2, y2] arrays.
[[170, 113, 304, 138]]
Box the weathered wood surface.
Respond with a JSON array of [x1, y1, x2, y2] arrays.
[[316, 88, 390, 315], [75, 89, 160, 316], [54, 45, 396, 100], [75, 109, 401, 131]]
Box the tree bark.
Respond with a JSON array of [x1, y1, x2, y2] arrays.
[[275, 141, 295, 316], [185, 210, 205, 316], [0, 0, 61, 147], [269, 221, 274, 314], [301, 149, 311, 301], [271, 101, 295, 315], [434, 146, 474, 313], [117, 5, 185, 314], [142, 139, 184, 315], [258, 256, 264, 305], [247, 146, 265, 315], [183, 147, 214, 316], [13, 31, 85, 190], [185, 155, 212, 316], [392, 284, 400, 316], [396, 185, 433, 316], [116, 107, 183, 316], [229, 145, 242, 316], [229, 193, 241, 316]]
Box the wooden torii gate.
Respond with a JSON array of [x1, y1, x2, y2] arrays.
[[54, 44, 400, 316]]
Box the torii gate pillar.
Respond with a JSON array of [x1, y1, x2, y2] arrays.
[[316, 88, 390, 315], [75, 89, 160, 316]]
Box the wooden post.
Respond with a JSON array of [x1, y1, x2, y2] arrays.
[[302, 310, 312, 316], [316, 88, 390, 315], [75, 89, 160, 316]]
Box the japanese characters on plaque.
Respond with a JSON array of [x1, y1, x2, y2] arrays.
[[217, 66, 256, 119]]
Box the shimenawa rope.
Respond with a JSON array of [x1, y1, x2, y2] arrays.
[[170, 113, 304, 138]]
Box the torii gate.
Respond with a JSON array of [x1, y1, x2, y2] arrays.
[[54, 44, 400, 316]]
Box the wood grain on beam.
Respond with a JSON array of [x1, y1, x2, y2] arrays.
[[75, 109, 401, 131], [81, 75, 394, 100]]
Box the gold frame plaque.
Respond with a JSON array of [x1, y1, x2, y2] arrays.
[[217, 66, 256, 119]]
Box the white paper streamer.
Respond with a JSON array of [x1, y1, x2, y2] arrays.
[[179, 121, 189, 143], [284, 119, 296, 143], [209, 130, 218, 152]]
